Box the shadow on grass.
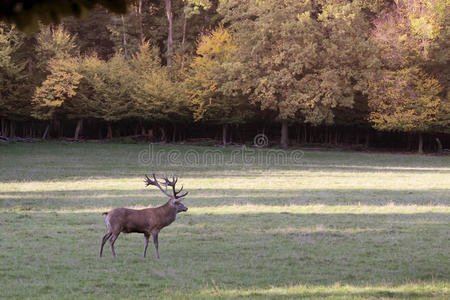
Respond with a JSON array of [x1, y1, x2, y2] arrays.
[[185, 284, 447, 299], [1, 188, 448, 210], [189, 289, 446, 299], [1, 163, 449, 182]]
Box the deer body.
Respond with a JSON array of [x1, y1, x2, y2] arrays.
[[105, 205, 177, 234], [99, 174, 188, 259]]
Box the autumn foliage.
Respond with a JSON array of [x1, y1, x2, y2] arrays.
[[0, 0, 448, 152]]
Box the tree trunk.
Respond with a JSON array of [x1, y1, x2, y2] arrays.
[[74, 119, 83, 140], [303, 124, 307, 143], [30, 120, 35, 138], [435, 137, 443, 154], [42, 124, 50, 140], [180, 127, 186, 143], [365, 132, 370, 149], [160, 126, 167, 142], [58, 120, 63, 138], [406, 133, 412, 151], [9, 120, 16, 139], [137, 0, 144, 43], [98, 126, 103, 139], [181, 8, 187, 70], [148, 128, 154, 140], [164, 0, 173, 65], [281, 121, 288, 149], [327, 126, 331, 144], [222, 124, 227, 147], [172, 123, 177, 143], [238, 125, 244, 144], [0, 118, 6, 136], [204, 7, 209, 29], [214, 129, 219, 142], [327, 127, 331, 144], [229, 126, 233, 144], [418, 132, 423, 154], [121, 15, 128, 58], [53, 119, 60, 138], [107, 123, 113, 139]]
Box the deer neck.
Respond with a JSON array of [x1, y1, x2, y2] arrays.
[[159, 201, 177, 226]]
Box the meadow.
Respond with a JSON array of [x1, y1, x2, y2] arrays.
[[0, 142, 449, 299]]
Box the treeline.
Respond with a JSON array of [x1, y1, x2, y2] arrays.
[[0, 0, 448, 153]]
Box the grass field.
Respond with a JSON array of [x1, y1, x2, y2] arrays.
[[0, 142, 449, 299]]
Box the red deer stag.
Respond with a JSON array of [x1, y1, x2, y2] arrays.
[[99, 174, 188, 259]]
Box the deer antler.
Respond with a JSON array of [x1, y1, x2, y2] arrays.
[[144, 174, 172, 198], [144, 174, 188, 199], [164, 174, 189, 199]]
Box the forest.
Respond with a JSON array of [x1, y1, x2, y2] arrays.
[[0, 0, 448, 153]]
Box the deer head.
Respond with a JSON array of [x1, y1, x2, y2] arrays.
[[144, 173, 188, 212]]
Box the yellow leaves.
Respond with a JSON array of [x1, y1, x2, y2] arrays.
[[368, 67, 444, 132], [409, 14, 440, 40], [186, 27, 238, 122], [131, 41, 161, 72], [35, 25, 78, 63], [32, 60, 83, 120], [196, 26, 236, 61], [255, 0, 267, 7], [297, 11, 311, 23], [373, 0, 444, 65], [398, 34, 408, 42], [129, 44, 189, 122]]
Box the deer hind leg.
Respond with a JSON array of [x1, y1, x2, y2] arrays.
[[152, 232, 159, 259], [99, 232, 112, 257], [143, 234, 150, 258], [109, 232, 120, 258]]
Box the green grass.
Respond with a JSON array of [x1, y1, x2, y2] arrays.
[[0, 142, 449, 299]]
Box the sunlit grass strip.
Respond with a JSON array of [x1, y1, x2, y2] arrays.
[[3, 204, 450, 214], [310, 165, 450, 171], [0, 193, 148, 199], [189, 204, 450, 215], [183, 282, 449, 298], [1, 176, 448, 192]]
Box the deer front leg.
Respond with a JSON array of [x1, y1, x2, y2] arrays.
[[143, 234, 150, 258], [152, 232, 159, 259]]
